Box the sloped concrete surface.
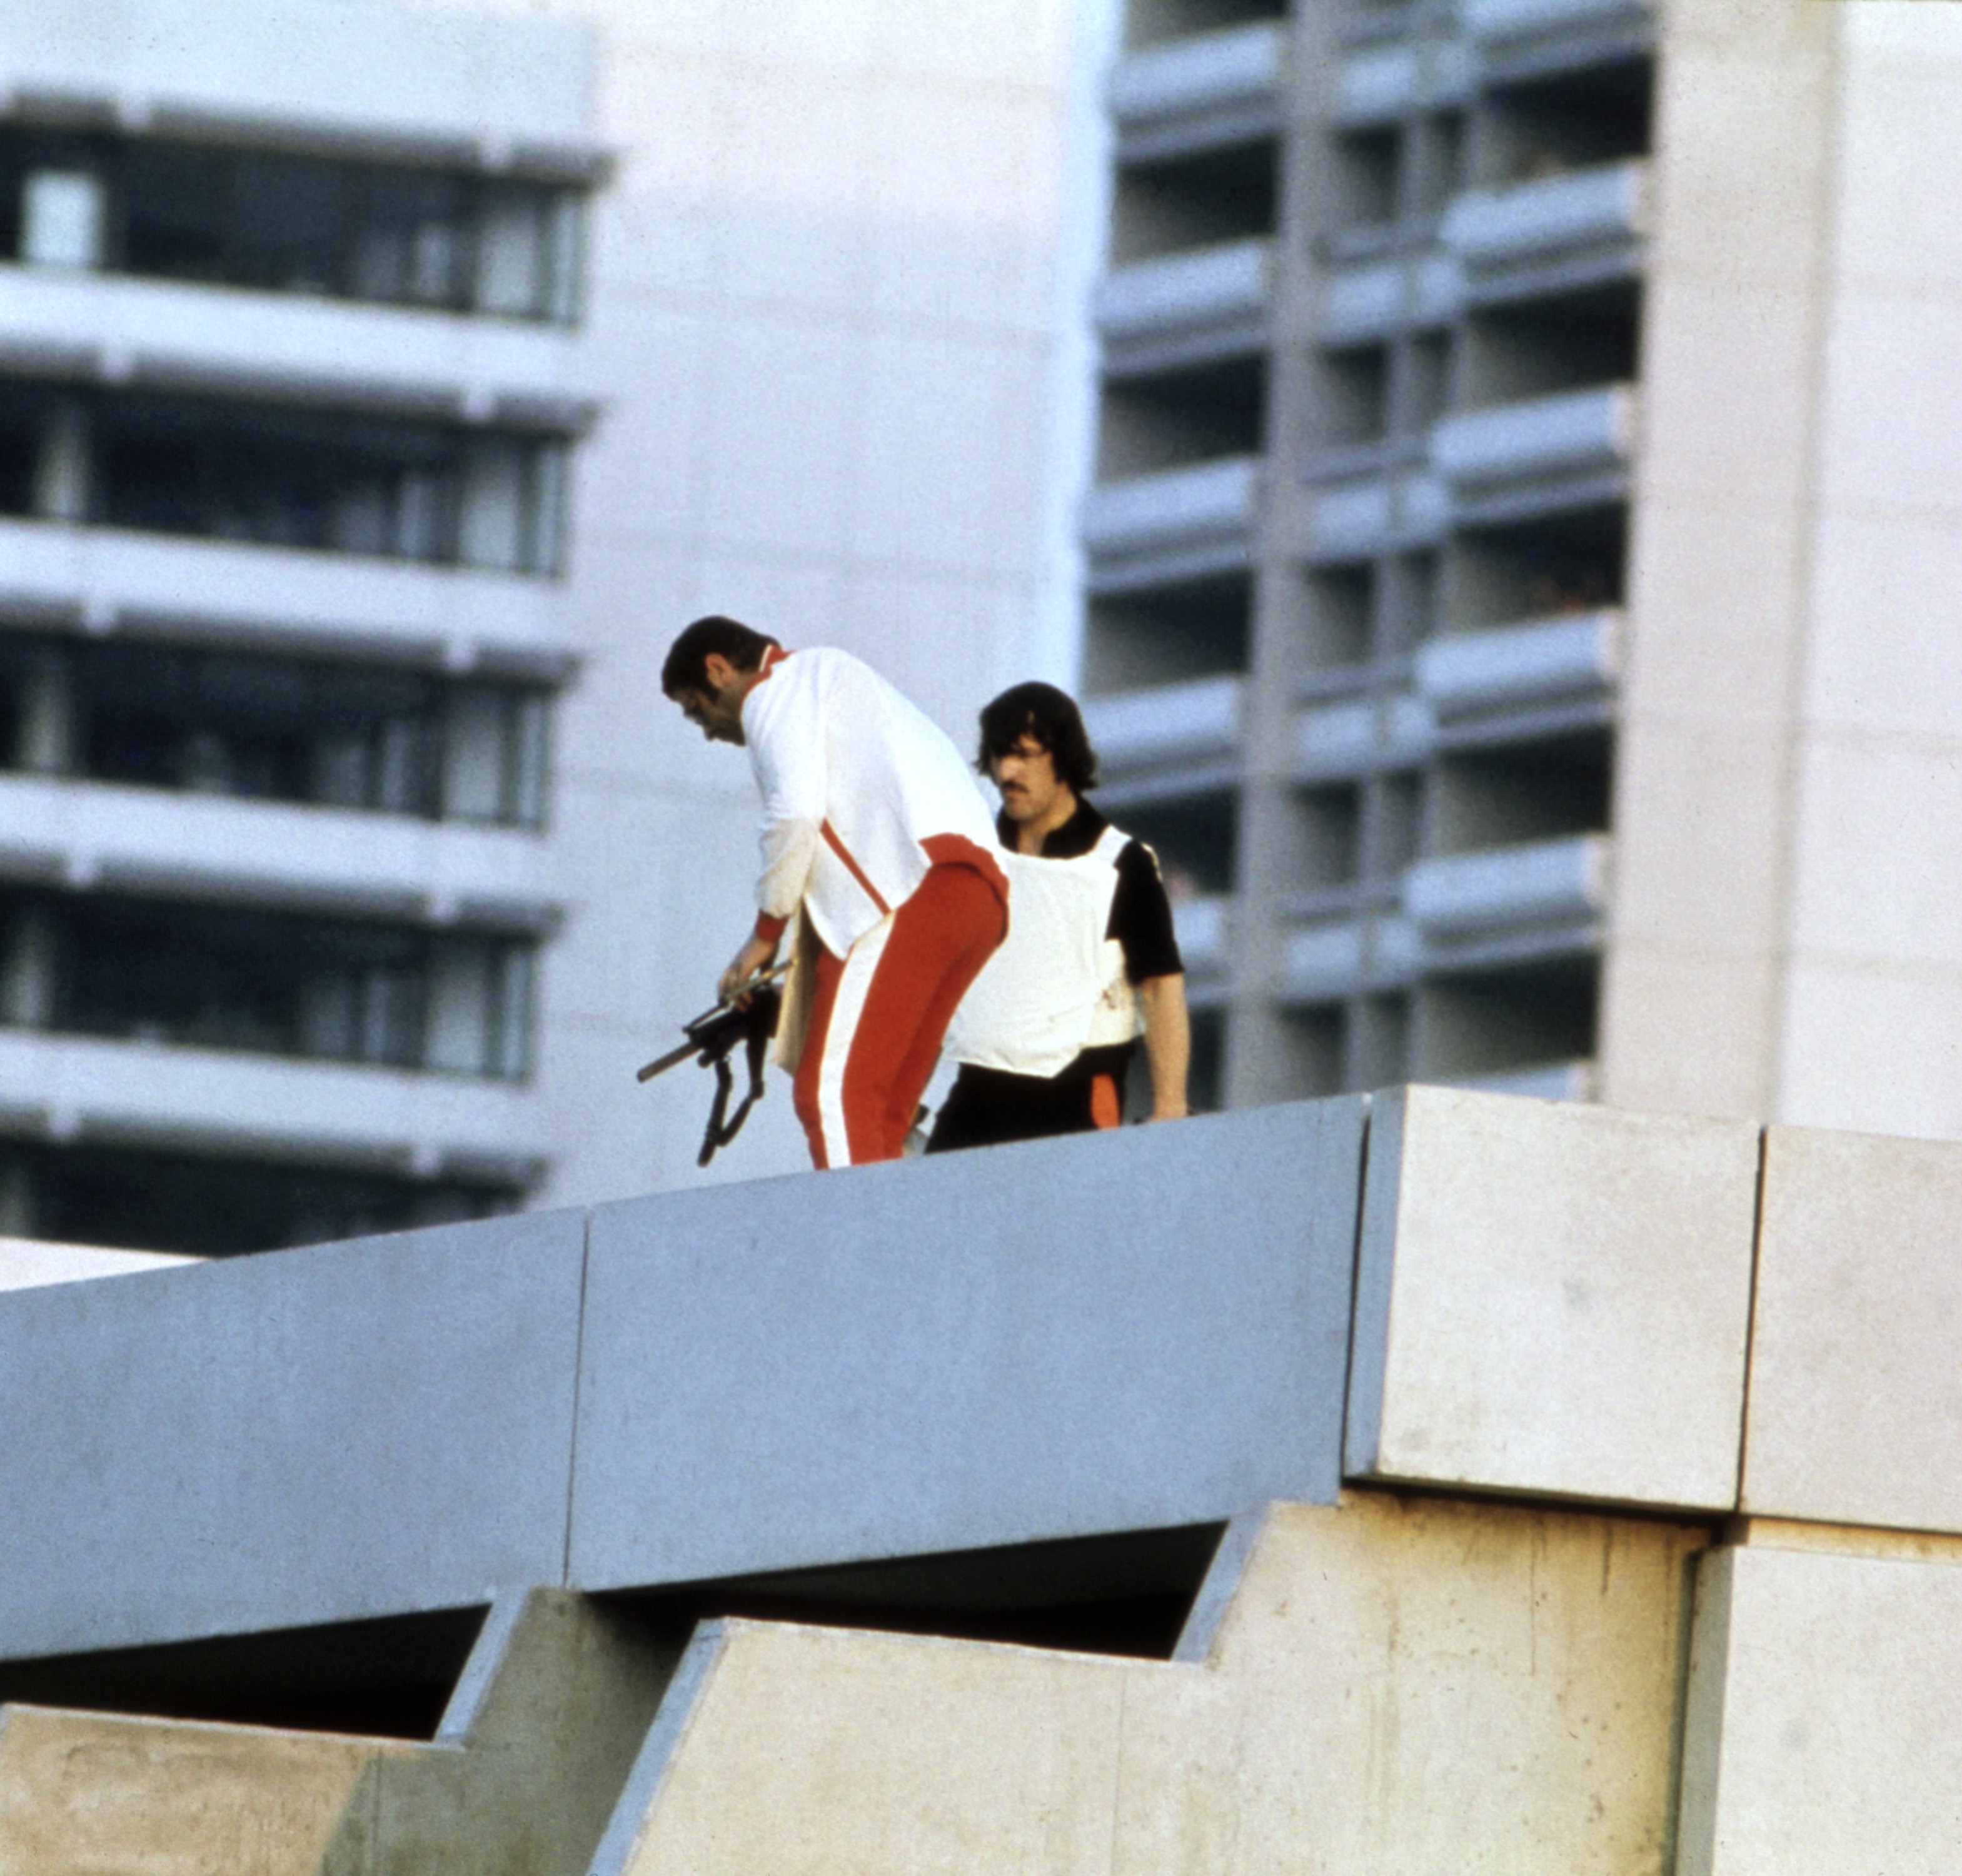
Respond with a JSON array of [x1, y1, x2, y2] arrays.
[[597, 1491, 1708, 1876]]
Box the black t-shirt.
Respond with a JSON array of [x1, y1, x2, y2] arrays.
[[994, 799, 1183, 985]]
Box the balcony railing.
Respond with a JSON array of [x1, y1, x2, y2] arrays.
[[1107, 22, 1286, 131], [1429, 385, 1638, 489], [0, 518, 575, 675], [1173, 895, 1229, 977], [0, 775, 558, 927], [1082, 675, 1244, 772], [1444, 1061, 1597, 1102], [1081, 457, 1260, 560], [1095, 240, 1272, 345], [1403, 833, 1611, 936], [1416, 611, 1620, 718], [1460, 0, 1654, 42], [1308, 470, 1447, 557], [1441, 161, 1648, 267]]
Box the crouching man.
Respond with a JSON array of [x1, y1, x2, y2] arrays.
[[663, 616, 1007, 1168], [930, 682, 1187, 1152]]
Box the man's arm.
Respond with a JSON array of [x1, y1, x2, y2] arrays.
[[1137, 972, 1189, 1121], [721, 656, 824, 999]]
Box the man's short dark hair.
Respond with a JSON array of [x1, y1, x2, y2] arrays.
[[662, 617, 780, 697], [977, 682, 1098, 795]]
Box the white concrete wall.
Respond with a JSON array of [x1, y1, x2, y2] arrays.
[[1605, 0, 1962, 1142], [1773, 3, 1962, 1142]]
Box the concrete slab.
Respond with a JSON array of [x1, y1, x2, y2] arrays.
[[1676, 1532, 1962, 1875], [570, 1100, 1366, 1589], [597, 1491, 1709, 1876], [1743, 1123, 1962, 1533], [0, 1238, 200, 1293], [1346, 1086, 1758, 1510], [0, 1209, 586, 1659]]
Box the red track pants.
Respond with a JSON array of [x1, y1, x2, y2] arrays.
[[793, 863, 1007, 1169]]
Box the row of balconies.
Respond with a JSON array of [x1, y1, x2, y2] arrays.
[[1080, 608, 1616, 776], [1153, 828, 1609, 987], [1095, 157, 1646, 361], [1106, 0, 1651, 151], [0, 517, 574, 677], [1081, 380, 1634, 570]]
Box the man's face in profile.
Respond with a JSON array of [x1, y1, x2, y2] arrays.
[[992, 733, 1065, 825], [674, 655, 749, 745]]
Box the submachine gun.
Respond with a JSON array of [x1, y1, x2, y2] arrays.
[[635, 963, 790, 1167]]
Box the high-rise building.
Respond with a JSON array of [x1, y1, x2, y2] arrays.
[[1075, 0, 1962, 1141], [0, 0, 603, 1251], [0, 0, 1101, 1249]]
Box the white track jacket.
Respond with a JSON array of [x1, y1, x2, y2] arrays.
[[741, 647, 1002, 957]]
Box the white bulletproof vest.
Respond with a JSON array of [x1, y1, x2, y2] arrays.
[[943, 824, 1140, 1078]]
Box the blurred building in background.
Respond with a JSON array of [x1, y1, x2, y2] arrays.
[[1075, 0, 1962, 1138], [0, 0, 1099, 1249]]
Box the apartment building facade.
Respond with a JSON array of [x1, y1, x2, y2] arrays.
[[1075, 0, 1962, 1138], [0, 0, 601, 1250]]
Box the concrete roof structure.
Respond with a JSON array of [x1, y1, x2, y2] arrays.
[[6, 1084, 1962, 1871]]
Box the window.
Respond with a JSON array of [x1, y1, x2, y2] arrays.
[[0, 635, 553, 828], [0, 888, 538, 1081], [0, 128, 588, 325]]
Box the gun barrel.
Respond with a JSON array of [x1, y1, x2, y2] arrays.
[[635, 1037, 702, 1083]]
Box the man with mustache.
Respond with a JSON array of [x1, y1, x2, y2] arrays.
[[930, 682, 1188, 1151], [663, 615, 1007, 1168]]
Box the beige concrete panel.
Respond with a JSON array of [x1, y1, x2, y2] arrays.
[[1676, 1540, 1962, 1875], [1648, 41, 1834, 290], [1606, 714, 1792, 947], [0, 1704, 413, 1876], [1661, 0, 1838, 59], [1773, 961, 1962, 1142], [1745, 1124, 1962, 1528], [623, 1623, 1129, 1875], [1349, 1087, 1758, 1509], [1803, 506, 1962, 739], [1636, 276, 1819, 508], [1814, 290, 1962, 514], [1596, 944, 1779, 1121], [615, 1495, 1708, 1876], [1784, 734, 1962, 969], [1620, 495, 1808, 722]]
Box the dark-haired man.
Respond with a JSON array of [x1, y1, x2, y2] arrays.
[[662, 615, 1007, 1168], [930, 681, 1187, 1151]]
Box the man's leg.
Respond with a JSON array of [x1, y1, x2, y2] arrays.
[[796, 865, 1004, 1167]]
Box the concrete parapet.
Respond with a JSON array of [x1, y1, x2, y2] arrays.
[[0, 1209, 586, 1660], [595, 1491, 1709, 1876], [571, 1100, 1364, 1588], [0, 1238, 201, 1293], [1346, 1086, 1759, 1510], [1743, 1124, 1962, 1534], [1676, 1523, 1962, 1875]]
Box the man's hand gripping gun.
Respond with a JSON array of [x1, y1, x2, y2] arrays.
[[635, 962, 790, 1167]]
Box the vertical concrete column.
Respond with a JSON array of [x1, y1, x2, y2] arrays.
[[1, 904, 56, 1032], [14, 647, 73, 777]]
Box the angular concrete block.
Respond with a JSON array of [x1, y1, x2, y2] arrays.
[[1346, 1086, 1759, 1510], [596, 1492, 1708, 1876], [570, 1100, 1365, 1590], [0, 1209, 586, 1659], [1744, 1125, 1962, 1532], [1676, 1531, 1962, 1875], [0, 1703, 416, 1876]]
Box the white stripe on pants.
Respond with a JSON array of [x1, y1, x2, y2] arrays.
[[812, 912, 895, 1167]]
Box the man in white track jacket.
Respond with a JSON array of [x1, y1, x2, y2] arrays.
[[663, 615, 1008, 1167]]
